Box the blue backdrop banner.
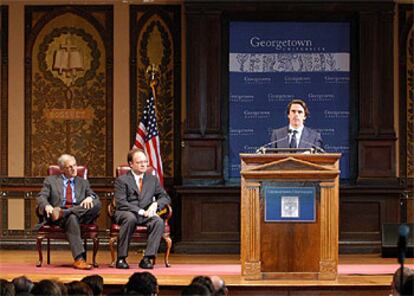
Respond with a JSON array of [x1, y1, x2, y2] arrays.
[[229, 22, 350, 179]]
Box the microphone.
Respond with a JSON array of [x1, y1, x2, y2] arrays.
[[398, 224, 410, 264], [298, 138, 326, 154], [256, 135, 289, 154]]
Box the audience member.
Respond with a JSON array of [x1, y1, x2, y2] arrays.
[[123, 272, 158, 295], [12, 276, 34, 295], [66, 281, 93, 296], [400, 274, 414, 296], [56, 281, 68, 296], [31, 279, 62, 296], [81, 275, 104, 296], [190, 276, 214, 295], [209, 276, 228, 296], [0, 279, 16, 296], [14, 292, 33, 296], [391, 267, 414, 296], [181, 283, 212, 296]]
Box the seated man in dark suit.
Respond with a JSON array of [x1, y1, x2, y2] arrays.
[[114, 148, 171, 269], [271, 98, 323, 151], [36, 154, 101, 270]]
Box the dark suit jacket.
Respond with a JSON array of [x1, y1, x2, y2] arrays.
[[270, 126, 324, 149], [114, 171, 171, 222], [37, 175, 98, 214]]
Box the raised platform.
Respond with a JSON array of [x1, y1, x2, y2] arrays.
[[0, 250, 413, 295]]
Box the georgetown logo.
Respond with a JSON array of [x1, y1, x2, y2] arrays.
[[268, 93, 294, 102], [243, 76, 272, 84], [250, 37, 315, 51], [324, 110, 349, 119], [229, 128, 255, 136], [324, 76, 349, 84], [243, 110, 271, 119], [230, 94, 255, 103], [317, 128, 335, 136], [325, 145, 350, 152], [284, 76, 311, 84], [308, 93, 335, 102]]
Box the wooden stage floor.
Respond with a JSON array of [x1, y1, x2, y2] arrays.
[[1, 250, 413, 295]]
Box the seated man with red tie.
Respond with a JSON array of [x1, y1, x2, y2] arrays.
[[36, 154, 101, 270], [113, 148, 171, 269]]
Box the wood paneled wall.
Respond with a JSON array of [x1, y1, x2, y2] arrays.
[[0, 6, 8, 176]]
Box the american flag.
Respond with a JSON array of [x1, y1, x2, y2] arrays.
[[133, 86, 164, 185]]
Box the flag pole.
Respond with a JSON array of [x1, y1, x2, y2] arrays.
[[142, 63, 164, 186], [147, 64, 159, 112]]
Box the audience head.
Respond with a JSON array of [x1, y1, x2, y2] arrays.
[[190, 276, 214, 295], [66, 280, 93, 296], [56, 281, 68, 296], [12, 276, 34, 294], [31, 279, 62, 296], [124, 272, 158, 295], [181, 283, 211, 296], [0, 279, 16, 296], [400, 274, 414, 296], [392, 266, 414, 295], [209, 275, 228, 296], [81, 275, 104, 296]]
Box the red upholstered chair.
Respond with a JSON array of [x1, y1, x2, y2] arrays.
[[108, 164, 172, 267], [35, 165, 99, 267]]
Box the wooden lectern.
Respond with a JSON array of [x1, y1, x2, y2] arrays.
[[240, 153, 341, 280]]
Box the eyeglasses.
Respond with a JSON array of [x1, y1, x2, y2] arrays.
[[63, 164, 77, 169], [135, 161, 148, 165]]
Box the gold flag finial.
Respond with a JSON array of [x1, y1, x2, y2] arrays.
[[146, 64, 160, 86]]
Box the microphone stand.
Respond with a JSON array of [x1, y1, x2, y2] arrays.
[[398, 224, 409, 292]]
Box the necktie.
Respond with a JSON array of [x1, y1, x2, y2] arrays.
[[138, 177, 143, 192], [65, 180, 73, 208], [289, 130, 298, 148]]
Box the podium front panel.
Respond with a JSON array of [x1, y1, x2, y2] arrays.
[[260, 182, 321, 272]]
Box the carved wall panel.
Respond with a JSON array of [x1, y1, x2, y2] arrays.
[[399, 5, 414, 186], [130, 6, 181, 182], [357, 6, 396, 181], [358, 141, 395, 177], [339, 190, 400, 253], [25, 6, 113, 176], [182, 139, 222, 178], [183, 8, 223, 181], [0, 6, 8, 176]]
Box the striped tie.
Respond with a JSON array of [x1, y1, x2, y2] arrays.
[[65, 180, 73, 208]]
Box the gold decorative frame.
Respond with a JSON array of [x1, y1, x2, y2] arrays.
[[130, 5, 181, 182], [0, 6, 8, 176], [24, 6, 113, 176], [399, 4, 414, 184]]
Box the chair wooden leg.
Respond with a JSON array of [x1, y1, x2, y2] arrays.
[[92, 237, 99, 267], [109, 236, 118, 268], [163, 233, 172, 267], [36, 236, 44, 267], [47, 238, 51, 265], [84, 239, 88, 261]]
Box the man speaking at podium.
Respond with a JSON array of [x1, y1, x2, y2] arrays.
[[270, 99, 324, 151]]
